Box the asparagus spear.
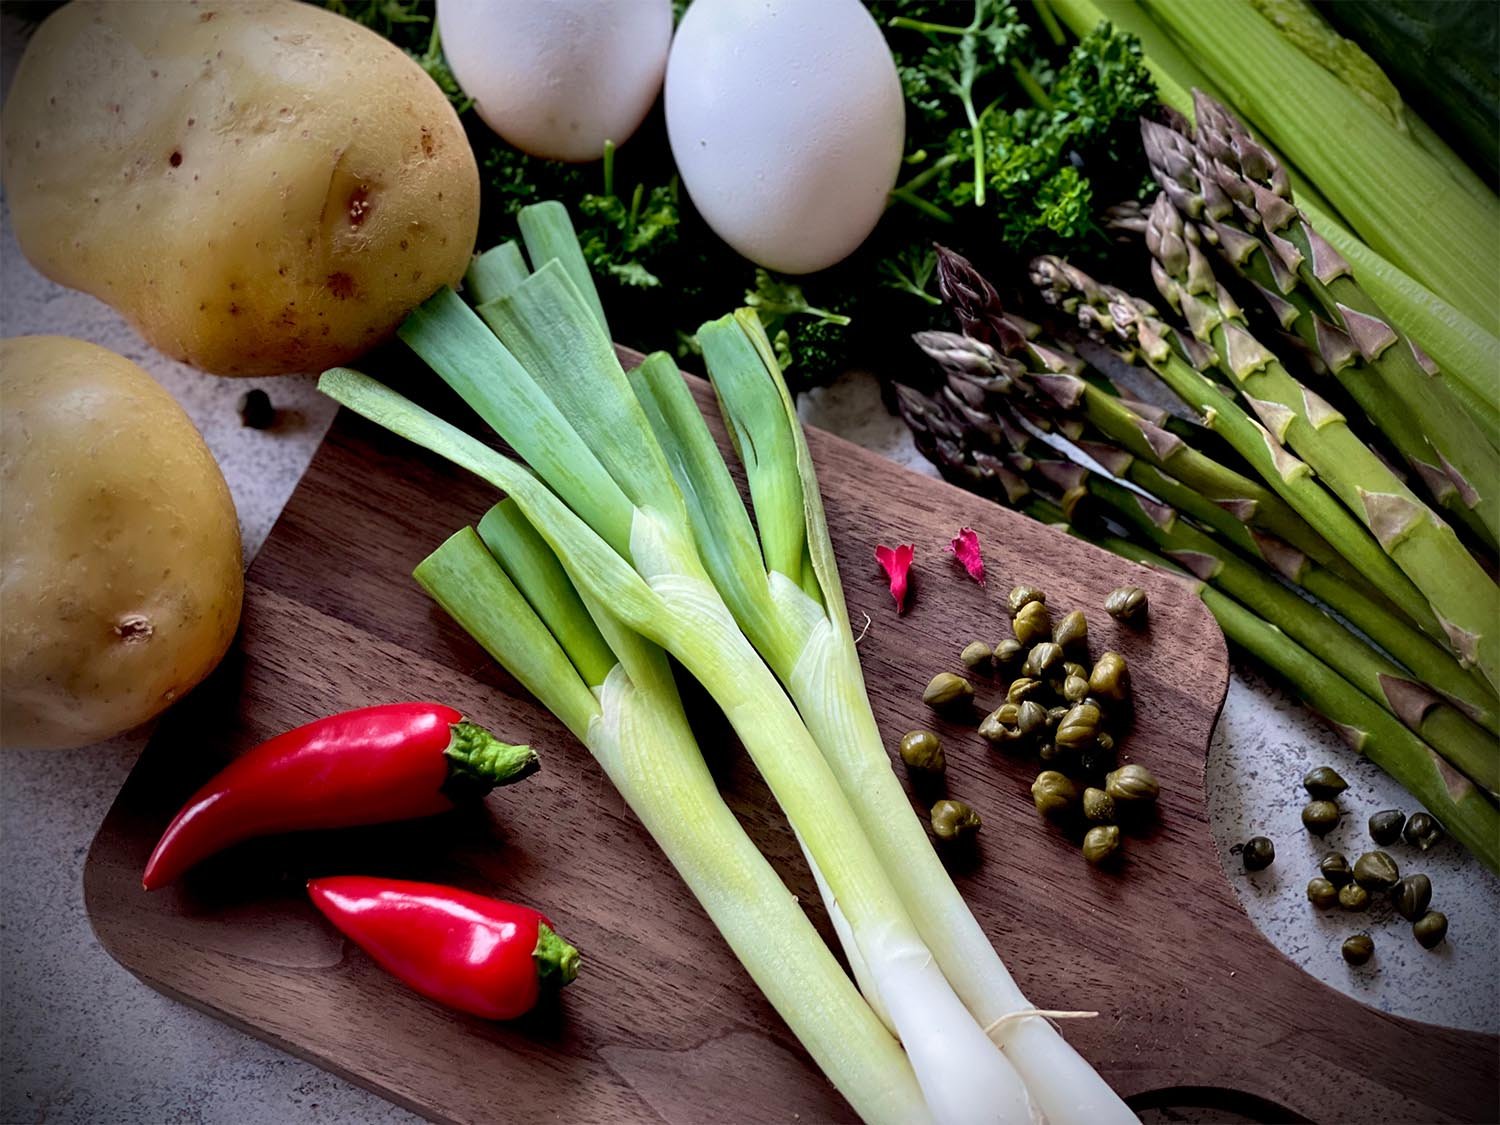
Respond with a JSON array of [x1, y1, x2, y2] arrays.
[[1029, 253, 1449, 647], [1098, 534, 1500, 876], [1065, 464, 1499, 796], [1134, 195, 1500, 691], [932, 251, 1390, 602], [1188, 93, 1500, 546], [924, 397, 1500, 871], [906, 333, 1498, 729], [1139, 114, 1500, 543]]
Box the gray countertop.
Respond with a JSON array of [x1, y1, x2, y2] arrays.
[[1, 18, 1495, 1121]]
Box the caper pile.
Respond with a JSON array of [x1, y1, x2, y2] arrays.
[[1297, 766, 1452, 964], [943, 584, 1159, 867]]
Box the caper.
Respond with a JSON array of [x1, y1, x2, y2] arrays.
[[1008, 584, 1046, 616], [1403, 811, 1443, 851], [1301, 799, 1341, 836], [898, 730, 945, 773], [1006, 676, 1047, 705], [1341, 934, 1374, 966], [1412, 910, 1448, 949], [923, 671, 974, 709], [1054, 610, 1088, 655], [1105, 585, 1148, 624], [1352, 850, 1399, 891], [1241, 836, 1275, 871], [1037, 740, 1062, 765], [1016, 700, 1048, 737], [1031, 770, 1079, 819], [1082, 787, 1116, 824], [931, 799, 982, 842], [1055, 701, 1103, 750], [1062, 660, 1088, 680], [1013, 600, 1053, 646], [993, 638, 1025, 672], [1394, 874, 1432, 922], [1104, 762, 1159, 804], [1045, 705, 1068, 730], [1023, 641, 1065, 679], [1088, 652, 1130, 705], [1318, 852, 1353, 887], [1082, 825, 1120, 865], [1062, 673, 1090, 703], [1302, 765, 1348, 800], [1306, 877, 1338, 909], [960, 641, 995, 671], [1338, 883, 1370, 911], [1094, 731, 1115, 754], [1368, 809, 1405, 846], [978, 704, 1021, 745]]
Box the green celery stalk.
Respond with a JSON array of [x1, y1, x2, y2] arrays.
[[1142, 0, 1500, 331], [1048, 0, 1500, 405], [414, 525, 932, 1124]]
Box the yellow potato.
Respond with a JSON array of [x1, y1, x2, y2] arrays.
[[1, 337, 244, 749], [2, 1, 480, 376]]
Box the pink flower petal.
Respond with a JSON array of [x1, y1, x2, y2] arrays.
[[946, 527, 985, 585], [874, 543, 915, 614]]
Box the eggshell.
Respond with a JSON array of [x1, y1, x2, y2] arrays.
[[666, 0, 905, 273], [438, 0, 673, 162]]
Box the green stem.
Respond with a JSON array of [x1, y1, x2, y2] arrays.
[[1010, 58, 1053, 110], [888, 187, 956, 223], [1097, 535, 1500, 875], [1084, 473, 1499, 797]]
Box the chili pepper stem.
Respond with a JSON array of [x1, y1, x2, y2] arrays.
[[442, 721, 539, 799], [533, 922, 581, 987]]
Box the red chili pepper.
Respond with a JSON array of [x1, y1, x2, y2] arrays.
[[307, 875, 580, 1019], [142, 703, 538, 890]]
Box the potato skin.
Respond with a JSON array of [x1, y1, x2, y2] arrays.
[[2, 1, 480, 376], [1, 337, 244, 749]]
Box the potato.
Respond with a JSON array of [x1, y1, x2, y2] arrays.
[[1, 337, 244, 749], [2, 1, 480, 377]]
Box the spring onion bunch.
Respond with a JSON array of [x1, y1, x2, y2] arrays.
[[322, 202, 1131, 1122]]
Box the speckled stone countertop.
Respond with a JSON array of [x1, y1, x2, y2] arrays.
[[2, 19, 1494, 1124]]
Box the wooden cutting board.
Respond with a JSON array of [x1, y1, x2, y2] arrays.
[[84, 350, 1497, 1123]]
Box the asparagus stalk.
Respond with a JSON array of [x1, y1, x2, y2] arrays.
[[1066, 466, 1499, 796], [907, 373, 1500, 869], [1096, 534, 1500, 875], [1142, 0, 1500, 332], [1135, 195, 1500, 691], [1188, 93, 1500, 546], [969, 387, 1499, 793], [1028, 254, 1448, 645], [931, 252, 1388, 603], [1139, 115, 1500, 545], [898, 366, 1498, 734]]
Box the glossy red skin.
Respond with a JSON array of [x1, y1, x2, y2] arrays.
[[143, 702, 463, 890], [308, 876, 550, 1020]]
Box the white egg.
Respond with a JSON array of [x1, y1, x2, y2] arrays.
[[437, 0, 673, 163], [665, 0, 905, 274]]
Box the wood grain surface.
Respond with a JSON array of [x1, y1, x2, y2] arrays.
[[84, 349, 1497, 1123]]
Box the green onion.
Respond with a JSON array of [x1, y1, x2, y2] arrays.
[[639, 311, 1134, 1123], [414, 519, 930, 1124], [323, 201, 1051, 1119]]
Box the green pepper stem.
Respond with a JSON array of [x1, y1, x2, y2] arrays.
[[443, 721, 539, 798], [533, 922, 581, 987]]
